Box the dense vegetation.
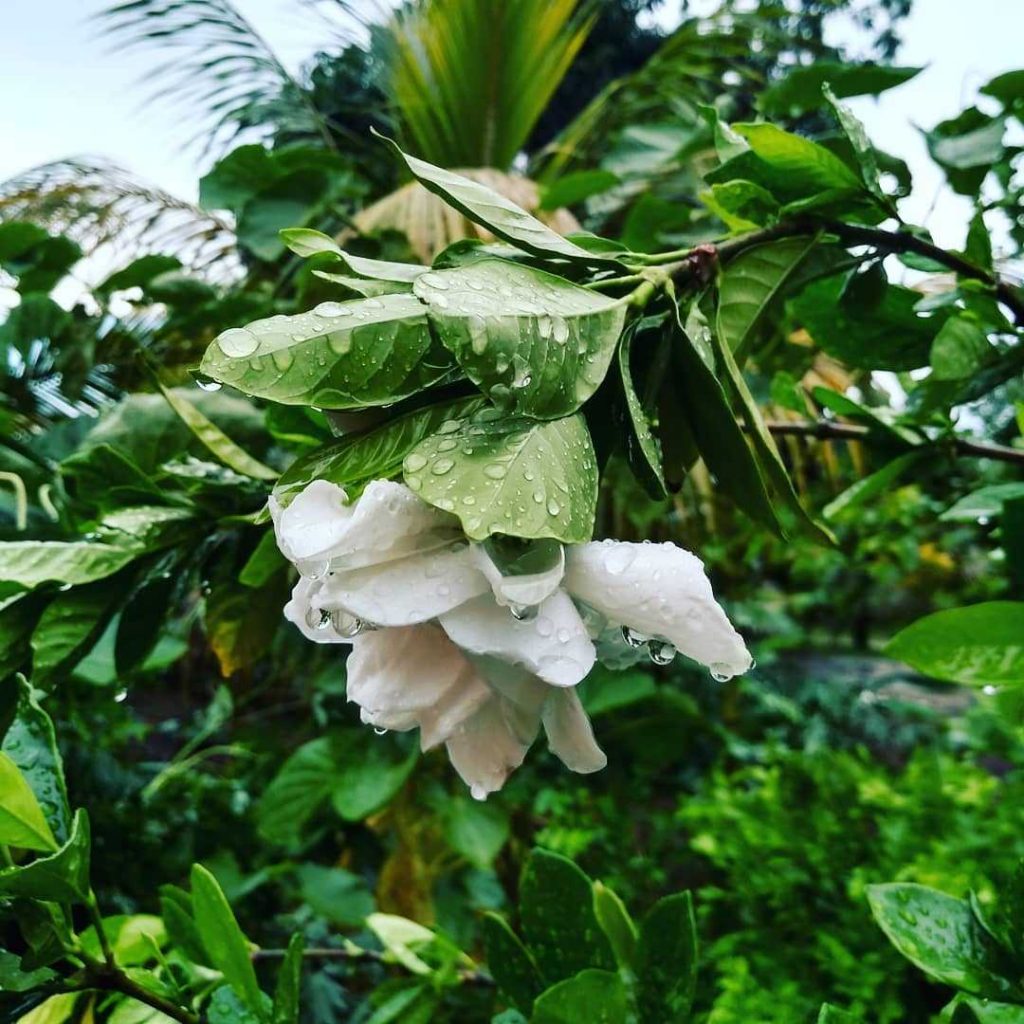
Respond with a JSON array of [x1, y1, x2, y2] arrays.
[[0, 1, 1022, 1022]]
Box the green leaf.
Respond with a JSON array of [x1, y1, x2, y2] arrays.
[[635, 891, 698, 1024], [78, 914, 166, 967], [701, 180, 780, 231], [413, 260, 626, 418], [760, 63, 922, 116], [941, 484, 1024, 522], [377, 133, 615, 264], [716, 237, 818, 360], [616, 319, 666, 499], [530, 968, 628, 1024], [258, 731, 417, 845], [204, 576, 288, 677], [540, 171, 620, 210], [31, 577, 125, 679], [951, 996, 1024, 1023], [519, 849, 614, 985], [0, 752, 57, 852], [930, 317, 992, 380], [297, 864, 374, 927], [867, 884, 1019, 1000], [156, 382, 277, 481], [668, 303, 779, 532], [791, 275, 943, 371], [884, 602, 1024, 688], [593, 881, 638, 969], [13, 994, 78, 1024], [273, 397, 485, 506], [200, 295, 457, 409], [280, 228, 427, 283], [2, 678, 71, 845], [191, 863, 266, 1019], [403, 411, 598, 543], [159, 884, 211, 967], [0, 808, 90, 903], [823, 451, 929, 521], [271, 932, 304, 1024], [481, 913, 542, 1014], [0, 542, 140, 591], [823, 85, 889, 207], [817, 1005, 862, 1024], [98, 254, 182, 295], [239, 531, 287, 589], [207, 986, 264, 1024], [440, 797, 509, 868], [313, 270, 413, 297]]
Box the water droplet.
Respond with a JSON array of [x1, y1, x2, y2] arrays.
[[192, 371, 222, 392], [710, 663, 732, 683], [603, 546, 636, 576], [114, 689, 128, 703], [314, 301, 352, 317], [546, 498, 560, 516], [331, 610, 365, 638], [431, 458, 455, 475], [437, 438, 458, 453], [437, 419, 462, 434], [405, 453, 428, 472], [421, 272, 449, 290], [374, 727, 388, 736], [648, 639, 676, 666], [218, 327, 259, 357], [621, 625, 649, 649], [552, 318, 569, 344], [484, 463, 508, 480], [509, 603, 538, 622], [556, 627, 571, 643]]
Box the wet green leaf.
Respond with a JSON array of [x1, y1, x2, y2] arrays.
[[280, 228, 426, 283], [636, 891, 697, 1024], [414, 260, 626, 418], [616, 319, 666, 498], [0, 752, 57, 852], [481, 913, 542, 1013], [0, 542, 141, 591], [0, 809, 90, 903], [531, 969, 627, 1024], [403, 411, 597, 543]]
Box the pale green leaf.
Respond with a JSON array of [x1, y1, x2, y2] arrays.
[[0, 752, 57, 852], [280, 228, 426, 283], [0, 542, 140, 591]]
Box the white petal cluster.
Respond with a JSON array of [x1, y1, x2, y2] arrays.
[[271, 479, 752, 798]]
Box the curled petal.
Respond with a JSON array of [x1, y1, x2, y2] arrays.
[[319, 540, 488, 627], [273, 479, 458, 574], [564, 540, 752, 680], [283, 576, 355, 643], [439, 590, 596, 688], [472, 544, 565, 609], [542, 688, 606, 774], [346, 625, 491, 749], [445, 698, 539, 801]]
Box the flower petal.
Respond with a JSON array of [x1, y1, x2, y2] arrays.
[[439, 590, 596, 688], [346, 624, 491, 749], [564, 540, 752, 679], [542, 688, 606, 774], [472, 544, 565, 609], [273, 479, 459, 575], [283, 576, 356, 643], [319, 540, 488, 627], [445, 697, 538, 800]]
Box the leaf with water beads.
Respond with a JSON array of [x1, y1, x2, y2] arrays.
[[403, 410, 598, 543], [199, 294, 458, 409], [413, 260, 627, 419]]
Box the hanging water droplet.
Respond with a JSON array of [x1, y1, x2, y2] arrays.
[[192, 371, 222, 392], [373, 727, 388, 736], [710, 664, 732, 683], [648, 639, 676, 666], [621, 625, 649, 649], [509, 603, 538, 622], [330, 609, 365, 638], [114, 688, 129, 703]]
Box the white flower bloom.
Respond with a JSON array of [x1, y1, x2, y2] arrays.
[[271, 479, 751, 797]]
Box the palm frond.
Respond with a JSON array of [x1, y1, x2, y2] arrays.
[[97, 0, 330, 156], [386, 0, 596, 169], [0, 159, 240, 281]]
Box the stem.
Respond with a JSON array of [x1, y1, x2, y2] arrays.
[[85, 891, 115, 967], [760, 418, 1024, 467], [639, 219, 1024, 326], [77, 952, 199, 1024]]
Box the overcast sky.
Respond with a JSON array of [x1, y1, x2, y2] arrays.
[[1, 0, 1022, 251]]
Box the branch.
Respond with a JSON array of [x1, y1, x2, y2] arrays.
[[77, 954, 199, 1024], [762, 418, 1024, 467], [642, 218, 1024, 326]]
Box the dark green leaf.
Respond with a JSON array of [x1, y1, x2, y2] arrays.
[[200, 295, 457, 409], [160, 884, 211, 967], [941, 484, 1024, 522], [823, 85, 889, 207], [817, 1006, 863, 1024], [481, 913, 542, 1014], [761, 63, 922, 116], [636, 891, 697, 1024], [823, 451, 929, 521], [31, 577, 124, 679], [297, 865, 374, 927], [271, 932, 304, 1024], [616, 320, 666, 499], [519, 849, 614, 985], [403, 410, 598, 543], [0, 542, 141, 591], [930, 317, 992, 380], [281, 228, 426, 283], [440, 797, 509, 868], [885, 602, 1024, 688], [540, 171, 620, 210]]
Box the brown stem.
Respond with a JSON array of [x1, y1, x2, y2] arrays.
[[76, 954, 199, 1024], [761, 418, 1024, 467]]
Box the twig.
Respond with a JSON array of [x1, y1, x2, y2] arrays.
[[761, 418, 1024, 467]]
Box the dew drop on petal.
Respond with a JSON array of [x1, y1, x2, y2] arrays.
[[648, 639, 676, 666], [621, 625, 649, 649]]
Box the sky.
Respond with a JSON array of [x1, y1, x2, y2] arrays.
[[0, 0, 1022, 254]]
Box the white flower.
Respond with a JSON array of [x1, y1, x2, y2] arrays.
[[271, 479, 751, 798]]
